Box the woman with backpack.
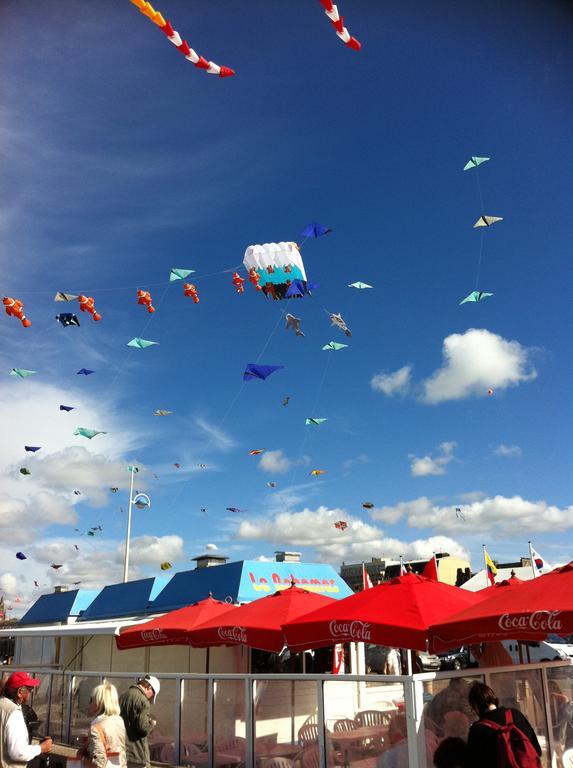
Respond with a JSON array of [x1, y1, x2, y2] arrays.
[[465, 682, 542, 768]]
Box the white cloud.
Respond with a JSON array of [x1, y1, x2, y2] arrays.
[[371, 365, 412, 396], [235, 505, 468, 563], [421, 329, 537, 404], [342, 454, 371, 470], [121, 535, 186, 566], [403, 495, 573, 535], [494, 444, 522, 458], [259, 450, 291, 475], [371, 497, 433, 525], [194, 417, 237, 452], [409, 441, 457, 477]]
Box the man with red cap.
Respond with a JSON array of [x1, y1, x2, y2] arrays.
[[0, 672, 52, 767]]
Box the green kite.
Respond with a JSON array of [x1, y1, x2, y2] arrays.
[[127, 338, 159, 349], [306, 418, 328, 426], [10, 368, 36, 378], [348, 281, 373, 289], [74, 427, 107, 439], [463, 156, 490, 171], [460, 290, 493, 305], [322, 341, 348, 351], [170, 268, 195, 281]]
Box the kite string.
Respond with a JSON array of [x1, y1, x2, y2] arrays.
[[474, 167, 486, 289], [164, 306, 287, 510]]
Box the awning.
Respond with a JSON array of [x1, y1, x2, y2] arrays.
[[0, 615, 159, 638]]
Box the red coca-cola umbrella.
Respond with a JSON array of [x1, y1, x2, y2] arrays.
[[282, 573, 482, 652], [188, 585, 335, 652], [429, 563, 573, 652], [116, 595, 237, 650]]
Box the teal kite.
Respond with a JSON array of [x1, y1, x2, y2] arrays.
[[348, 281, 372, 289], [74, 427, 107, 439], [10, 368, 36, 378], [170, 268, 195, 281], [463, 156, 490, 171], [306, 418, 328, 426], [322, 341, 348, 351], [127, 338, 159, 349], [460, 290, 493, 305]]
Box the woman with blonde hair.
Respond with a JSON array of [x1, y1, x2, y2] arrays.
[[79, 683, 126, 768]]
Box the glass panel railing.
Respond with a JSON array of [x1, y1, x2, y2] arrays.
[[180, 679, 209, 767], [421, 674, 483, 768], [70, 675, 100, 748], [546, 665, 573, 767], [30, 672, 51, 740], [323, 678, 404, 767], [148, 678, 178, 765], [253, 678, 319, 766], [213, 679, 247, 765], [491, 667, 550, 767]]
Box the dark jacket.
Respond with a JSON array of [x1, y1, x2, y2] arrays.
[[465, 706, 541, 768], [119, 686, 153, 767]]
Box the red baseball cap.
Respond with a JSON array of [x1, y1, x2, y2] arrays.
[[4, 672, 40, 690]]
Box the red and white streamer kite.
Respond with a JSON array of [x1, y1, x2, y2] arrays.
[[318, 0, 361, 51], [129, 0, 235, 77]]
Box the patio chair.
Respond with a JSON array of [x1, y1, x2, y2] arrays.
[[300, 746, 337, 768], [333, 718, 358, 732], [264, 758, 295, 768], [354, 709, 393, 728], [215, 735, 247, 755], [298, 722, 319, 747]]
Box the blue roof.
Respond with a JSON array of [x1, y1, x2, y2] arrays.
[[19, 561, 352, 625], [150, 560, 352, 612], [19, 589, 101, 625], [79, 577, 166, 621]]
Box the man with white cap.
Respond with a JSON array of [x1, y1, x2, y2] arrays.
[[0, 672, 52, 768], [119, 675, 160, 768]]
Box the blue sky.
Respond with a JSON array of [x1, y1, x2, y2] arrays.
[[1, 0, 572, 609]]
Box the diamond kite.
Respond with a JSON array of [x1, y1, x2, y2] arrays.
[[249, 449, 265, 456], [127, 337, 159, 349], [170, 267, 195, 281], [16, 552, 27, 561], [460, 290, 493, 305], [317, 0, 361, 51], [10, 368, 36, 378], [243, 363, 284, 382], [329, 312, 351, 337], [243, 242, 308, 301], [334, 520, 348, 531], [322, 341, 348, 351], [473, 215, 503, 228], [25, 446, 41, 453], [54, 292, 78, 302], [129, 0, 235, 77], [78, 295, 101, 321], [60, 404, 75, 411], [56, 313, 80, 328], [310, 469, 327, 476], [285, 314, 305, 337], [300, 222, 332, 238], [3, 297, 32, 328], [77, 369, 95, 376], [306, 418, 328, 426], [348, 281, 372, 289], [464, 156, 490, 171], [74, 427, 107, 439]]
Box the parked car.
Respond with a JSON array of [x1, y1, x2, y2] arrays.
[[503, 637, 573, 664], [438, 646, 471, 671], [417, 651, 441, 672]]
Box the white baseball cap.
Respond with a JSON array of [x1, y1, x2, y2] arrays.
[[140, 675, 160, 703]]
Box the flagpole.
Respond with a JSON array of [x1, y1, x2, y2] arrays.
[[399, 555, 403, 575], [482, 544, 489, 588], [528, 541, 537, 579]]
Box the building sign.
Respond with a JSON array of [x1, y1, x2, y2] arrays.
[[237, 562, 352, 602]]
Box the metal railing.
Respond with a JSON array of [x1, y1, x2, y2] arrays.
[[6, 661, 571, 768]]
